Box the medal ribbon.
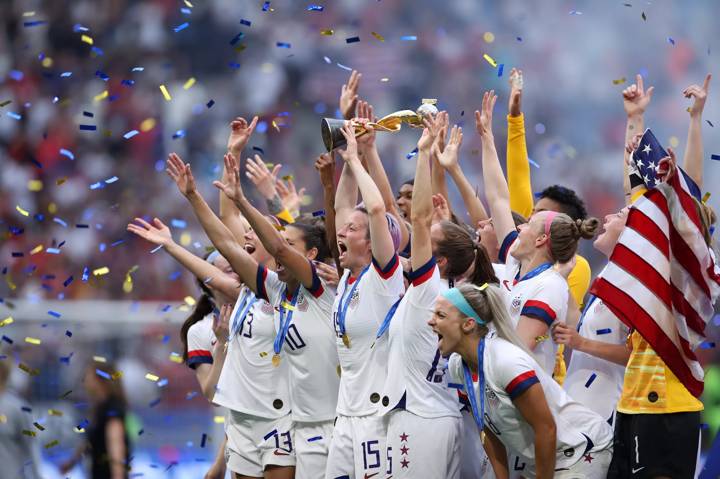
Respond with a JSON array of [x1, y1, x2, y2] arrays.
[[273, 286, 301, 355], [462, 338, 487, 431], [337, 266, 369, 336], [230, 290, 258, 339]]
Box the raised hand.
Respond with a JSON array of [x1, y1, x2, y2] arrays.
[[475, 90, 498, 139], [340, 70, 361, 120], [314, 261, 340, 288], [212, 153, 245, 203], [276, 175, 305, 215], [436, 125, 463, 170], [314, 153, 336, 188], [684, 73, 711, 118], [213, 303, 232, 344], [245, 155, 281, 200], [337, 121, 359, 162], [625, 132, 644, 156], [657, 147, 678, 183], [431, 111, 449, 158], [355, 100, 376, 148], [508, 68, 524, 117], [622, 74, 654, 118], [166, 153, 198, 197], [127, 217, 174, 246], [431, 194, 451, 224], [227, 116, 259, 158], [417, 111, 444, 151]]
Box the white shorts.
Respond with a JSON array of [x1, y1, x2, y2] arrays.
[[460, 410, 495, 479], [294, 420, 335, 479], [225, 410, 296, 477], [554, 446, 612, 479], [324, 414, 388, 479], [386, 409, 461, 479]]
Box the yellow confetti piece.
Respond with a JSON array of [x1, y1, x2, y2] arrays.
[[16, 205, 29, 217], [159, 84, 172, 101], [48, 409, 63, 416], [22, 430, 37, 437], [259, 351, 268, 358], [0, 415, 6, 424], [0, 316, 14, 327], [140, 118, 156, 132], [280, 301, 296, 311], [27, 179, 43, 191], [48, 202, 57, 213], [25, 337, 42, 345], [178, 304, 190, 312], [702, 192, 711, 204], [111, 371, 123, 380], [669, 136, 679, 148], [145, 373, 159, 382], [6, 275, 16, 291], [123, 276, 133, 294], [45, 440, 59, 449], [184, 296, 196, 306], [74, 427, 86, 433], [183, 77, 196, 90], [19, 363, 40, 376], [93, 356, 107, 363], [612, 77, 627, 85], [81, 34, 93, 45], [169, 353, 183, 364], [93, 266, 110, 276], [55, 177, 67, 186], [94, 90, 109, 102], [214, 415, 225, 424], [180, 232, 192, 246], [184, 0, 193, 7], [483, 53, 497, 67], [271, 120, 280, 132], [30, 245, 44, 255], [320, 29, 334, 36], [371, 32, 385, 42], [41, 57, 53, 68], [483, 32, 495, 43]]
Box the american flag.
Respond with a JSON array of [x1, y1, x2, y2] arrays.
[[632, 128, 702, 200], [590, 165, 720, 397]]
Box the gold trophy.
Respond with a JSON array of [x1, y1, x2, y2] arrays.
[[321, 99, 439, 151]]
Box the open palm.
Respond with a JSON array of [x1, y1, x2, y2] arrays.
[[166, 153, 197, 197], [227, 116, 258, 157], [437, 125, 463, 169], [127, 217, 173, 246]]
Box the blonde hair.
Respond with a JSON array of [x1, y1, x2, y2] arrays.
[[546, 214, 600, 262], [456, 283, 533, 357], [694, 198, 716, 247]]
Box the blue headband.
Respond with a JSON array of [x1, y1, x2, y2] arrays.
[[206, 250, 221, 264], [441, 287, 486, 325]]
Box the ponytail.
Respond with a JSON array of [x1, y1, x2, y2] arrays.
[[180, 278, 216, 362], [546, 213, 600, 263], [467, 242, 499, 286]]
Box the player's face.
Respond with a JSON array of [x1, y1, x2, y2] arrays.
[[244, 228, 271, 265], [429, 296, 465, 356], [276, 226, 311, 282], [512, 213, 546, 261], [477, 218, 499, 261], [533, 197, 563, 216], [337, 210, 371, 270], [396, 184, 413, 219], [594, 208, 629, 257], [212, 255, 240, 284]]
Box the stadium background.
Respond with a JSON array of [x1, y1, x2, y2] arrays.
[[1, 0, 719, 476]]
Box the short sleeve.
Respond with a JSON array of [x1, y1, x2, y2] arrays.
[[498, 230, 519, 264], [367, 254, 405, 295], [305, 261, 325, 299], [256, 265, 285, 307], [406, 258, 441, 308], [447, 354, 464, 384], [187, 320, 213, 369], [491, 345, 540, 400], [520, 275, 568, 326]]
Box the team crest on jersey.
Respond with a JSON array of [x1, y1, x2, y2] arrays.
[[485, 386, 499, 409], [511, 296, 522, 314], [349, 289, 360, 309], [261, 301, 275, 315], [297, 293, 309, 312]]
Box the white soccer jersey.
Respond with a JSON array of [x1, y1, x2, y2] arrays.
[[186, 313, 217, 369], [564, 295, 630, 421], [256, 263, 340, 423], [213, 286, 291, 418], [449, 334, 613, 477], [380, 257, 460, 418], [333, 254, 405, 416], [498, 231, 568, 375]]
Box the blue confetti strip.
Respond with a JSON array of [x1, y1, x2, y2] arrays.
[[711, 154, 720, 161], [668, 37, 675, 45], [96, 369, 111, 379], [171, 219, 187, 228], [79, 124, 96, 131], [276, 42, 291, 48], [700, 341, 716, 349], [596, 328, 611, 335], [346, 36, 360, 43], [207, 99, 215, 108], [312, 209, 325, 217], [53, 217, 68, 227], [59, 148, 75, 160], [400, 35, 417, 41], [63, 276, 74, 287], [46, 248, 61, 254], [123, 130, 139, 139], [48, 310, 61, 318], [150, 245, 164, 254], [528, 158, 540, 168], [65, 330, 72, 337], [497, 64, 504, 77], [149, 397, 161, 408], [262, 1, 271, 11], [240, 19, 252, 26], [584, 372, 597, 388], [307, 436, 323, 442], [110, 239, 124, 247], [131, 67, 144, 72], [336, 63, 352, 72], [307, 5, 323, 11], [201, 433, 208, 448], [174, 22, 189, 33], [73, 24, 89, 32], [60, 72, 72, 78], [83, 111, 94, 117], [230, 32, 244, 45], [253, 146, 265, 154], [24, 20, 47, 27], [6, 111, 22, 120], [172, 130, 186, 139], [82, 267, 89, 282], [157, 378, 168, 387], [406, 147, 418, 159], [95, 70, 109, 81], [181, 7, 191, 14], [105, 176, 119, 184]]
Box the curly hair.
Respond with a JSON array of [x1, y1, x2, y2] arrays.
[[539, 185, 588, 221]]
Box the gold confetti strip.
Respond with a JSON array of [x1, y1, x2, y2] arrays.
[[483, 53, 497, 68], [159, 84, 172, 101], [213, 415, 225, 424], [371, 32, 385, 42], [45, 440, 59, 449], [280, 301, 296, 311], [320, 29, 334, 36], [271, 120, 280, 132], [56, 177, 68, 186], [145, 373, 159, 382], [25, 337, 42, 345], [183, 77, 196, 90], [93, 266, 110, 276], [22, 430, 37, 437], [74, 427, 86, 433], [140, 118, 156, 132], [169, 353, 183, 364], [48, 409, 64, 416], [259, 351, 268, 358], [30, 245, 43, 255], [111, 371, 123, 380], [16, 205, 29, 217], [0, 316, 14, 327], [612, 77, 627, 85], [6, 275, 17, 291], [18, 363, 40, 376], [93, 356, 107, 363], [94, 90, 109, 102], [0, 415, 7, 423], [184, 0, 193, 7], [81, 35, 93, 45], [27, 179, 43, 191], [702, 192, 711, 204], [184, 296, 196, 306]]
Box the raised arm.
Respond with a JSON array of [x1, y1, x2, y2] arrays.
[[315, 153, 341, 273], [338, 122, 396, 267], [476, 91, 516, 246], [166, 153, 261, 293], [218, 154, 317, 289], [431, 112, 452, 205], [339, 70, 361, 120], [436, 124, 489, 226], [196, 303, 230, 401], [506, 68, 533, 218], [223, 116, 257, 241], [356, 100, 410, 253], [411, 115, 442, 270], [126, 217, 240, 300], [621, 75, 653, 204], [335, 151, 359, 233], [244, 155, 295, 224], [682, 74, 711, 189]]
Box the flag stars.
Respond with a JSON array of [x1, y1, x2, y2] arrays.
[[642, 143, 652, 155], [400, 445, 409, 455], [399, 432, 409, 442], [401, 458, 410, 468]]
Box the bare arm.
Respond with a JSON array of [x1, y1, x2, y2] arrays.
[[166, 153, 261, 294], [476, 91, 516, 245], [431, 113, 452, 205], [338, 122, 396, 267], [682, 74, 711, 189], [513, 384, 557, 479], [195, 303, 231, 400], [622, 75, 653, 204], [483, 429, 509, 479], [335, 154, 359, 234], [222, 116, 257, 241], [105, 418, 127, 479], [553, 322, 631, 366], [126, 218, 240, 300], [315, 153, 342, 273]]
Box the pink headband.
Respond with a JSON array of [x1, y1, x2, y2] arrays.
[[544, 211, 559, 239]]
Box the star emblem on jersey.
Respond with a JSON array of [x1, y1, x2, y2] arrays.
[[399, 432, 408, 442], [401, 458, 410, 469], [583, 454, 594, 463], [400, 445, 409, 455]]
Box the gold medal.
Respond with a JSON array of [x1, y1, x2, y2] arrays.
[[271, 354, 281, 367], [342, 333, 351, 348]]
